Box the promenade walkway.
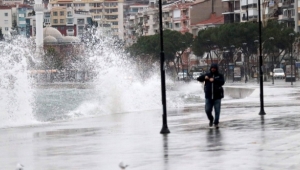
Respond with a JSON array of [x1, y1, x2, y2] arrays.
[[0, 80, 300, 170]]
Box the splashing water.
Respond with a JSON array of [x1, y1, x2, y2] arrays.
[[0, 38, 37, 127], [68, 31, 184, 118], [0, 29, 186, 125]]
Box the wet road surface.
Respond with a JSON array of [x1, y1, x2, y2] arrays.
[[1, 82, 300, 170]]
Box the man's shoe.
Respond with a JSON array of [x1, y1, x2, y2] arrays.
[[215, 124, 219, 129], [209, 121, 213, 127]]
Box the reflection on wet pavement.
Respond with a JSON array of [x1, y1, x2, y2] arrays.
[[1, 84, 300, 169]]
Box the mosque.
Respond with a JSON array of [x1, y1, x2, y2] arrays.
[[30, 26, 86, 83], [43, 26, 83, 57]]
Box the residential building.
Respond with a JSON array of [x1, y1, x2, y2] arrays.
[[16, 4, 33, 37], [0, 6, 13, 38], [190, 13, 224, 36], [44, 10, 51, 26], [138, 0, 227, 36], [240, 0, 257, 22], [48, 7, 92, 37], [48, 0, 124, 39], [123, 3, 148, 44], [278, 0, 296, 29], [51, 7, 69, 35], [220, 0, 239, 23]]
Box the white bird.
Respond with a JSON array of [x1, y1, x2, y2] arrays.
[[16, 163, 24, 170], [119, 162, 129, 170]]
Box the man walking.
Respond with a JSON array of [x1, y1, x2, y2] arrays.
[[197, 63, 225, 128]]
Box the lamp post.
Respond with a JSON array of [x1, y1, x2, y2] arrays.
[[230, 45, 235, 82], [159, 0, 170, 134], [269, 37, 274, 85], [289, 33, 294, 85], [206, 40, 211, 73], [254, 39, 259, 84], [257, 0, 266, 115]]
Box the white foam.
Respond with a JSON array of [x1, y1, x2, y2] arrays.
[[0, 38, 37, 128]]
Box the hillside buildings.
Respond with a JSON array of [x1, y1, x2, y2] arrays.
[[0, 0, 299, 42]]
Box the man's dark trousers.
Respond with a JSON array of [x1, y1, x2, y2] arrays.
[[205, 98, 221, 125]]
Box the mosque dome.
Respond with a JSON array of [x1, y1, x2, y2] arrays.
[[43, 27, 63, 42], [44, 35, 58, 43], [62, 36, 76, 43], [73, 37, 81, 42]]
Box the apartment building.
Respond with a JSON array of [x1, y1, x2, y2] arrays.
[[124, 3, 147, 44], [0, 6, 13, 37], [50, 6, 76, 36], [48, 0, 124, 39], [132, 0, 227, 35], [44, 10, 51, 25], [49, 7, 92, 37], [278, 0, 297, 29], [73, 10, 93, 37], [16, 4, 33, 37]]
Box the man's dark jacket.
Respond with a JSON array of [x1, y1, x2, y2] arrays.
[[197, 64, 225, 99]]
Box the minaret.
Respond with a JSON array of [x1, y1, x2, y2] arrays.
[[34, 0, 44, 49]]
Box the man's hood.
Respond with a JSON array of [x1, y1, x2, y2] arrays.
[[210, 63, 219, 73]]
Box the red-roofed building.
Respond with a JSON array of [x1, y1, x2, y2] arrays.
[[188, 0, 228, 36], [190, 12, 224, 36]]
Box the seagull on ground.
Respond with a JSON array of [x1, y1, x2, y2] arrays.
[[119, 162, 129, 169], [16, 163, 24, 170]]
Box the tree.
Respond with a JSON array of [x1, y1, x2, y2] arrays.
[[193, 21, 296, 66], [43, 47, 63, 70], [128, 30, 193, 60], [127, 30, 193, 73]]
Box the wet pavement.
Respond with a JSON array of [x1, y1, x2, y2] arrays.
[[1, 81, 300, 170]]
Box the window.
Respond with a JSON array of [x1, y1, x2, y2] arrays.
[[60, 19, 64, 23], [67, 11, 72, 17], [111, 9, 118, 13], [5, 27, 9, 31], [60, 11, 64, 16], [4, 13, 8, 17], [78, 26, 84, 30], [53, 12, 58, 16], [44, 13, 50, 17], [53, 19, 58, 23], [77, 19, 84, 24], [67, 18, 73, 24]]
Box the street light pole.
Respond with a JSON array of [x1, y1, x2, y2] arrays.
[[159, 0, 170, 134], [254, 40, 259, 84], [257, 0, 266, 115], [289, 33, 294, 86], [242, 43, 248, 83], [269, 37, 274, 85]]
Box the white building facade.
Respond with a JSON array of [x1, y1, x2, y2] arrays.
[[0, 6, 13, 37]]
